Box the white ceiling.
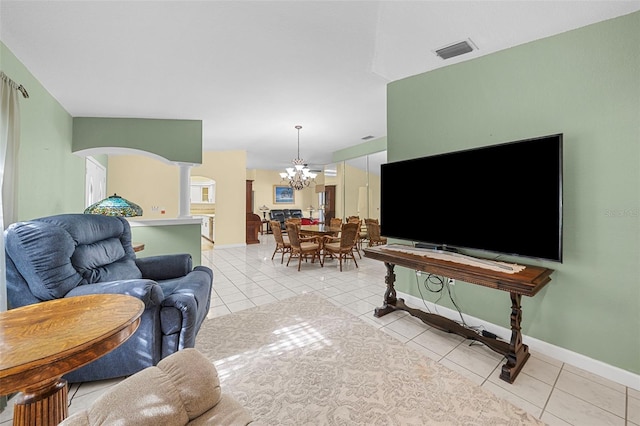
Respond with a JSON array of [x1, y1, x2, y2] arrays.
[[2, 1, 639, 171]]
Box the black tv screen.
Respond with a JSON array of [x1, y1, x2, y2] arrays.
[[380, 134, 563, 262]]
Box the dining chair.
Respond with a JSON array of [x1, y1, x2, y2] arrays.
[[366, 219, 387, 247], [358, 219, 370, 250], [347, 217, 363, 259], [284, 217, 302, 231], [285, 222, 324, 271], [329, 217, 342, 228], [322, 222, 359, 271], [271, 220, 291, 263]]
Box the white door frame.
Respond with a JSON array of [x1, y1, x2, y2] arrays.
[[85, 156, 107, 208]]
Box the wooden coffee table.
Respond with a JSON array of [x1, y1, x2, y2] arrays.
[[0, 294, 144, 425]]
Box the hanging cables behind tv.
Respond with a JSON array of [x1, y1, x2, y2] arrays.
[[416, 271, 445, 314], [443, 278, 468, 328], [416, 271, 483, 334], [443, 279, 484, 334]]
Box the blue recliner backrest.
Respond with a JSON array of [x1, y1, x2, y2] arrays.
[[5, 214, 142, 308]]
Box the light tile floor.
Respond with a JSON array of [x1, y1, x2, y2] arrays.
[[2, 234, 638, 425]]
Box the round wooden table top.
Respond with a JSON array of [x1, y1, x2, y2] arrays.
[[0, 294, 144, 395]]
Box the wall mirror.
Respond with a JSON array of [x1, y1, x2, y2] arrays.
[[367, 150, 385, 220], [321, 163, 339, 224], [344, 156, 368, 220], [328, 150, 386, 223]]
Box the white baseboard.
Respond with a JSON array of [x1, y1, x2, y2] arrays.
[[211, 243, 246, 249], [398, 291, 640, 391]]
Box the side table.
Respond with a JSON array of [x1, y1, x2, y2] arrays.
[[261, 219, 272, 235], [0, 294, 144, 425]]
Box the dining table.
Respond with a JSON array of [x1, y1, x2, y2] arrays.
[[298, 224, 342, 257], [299, 224, 341, 237]]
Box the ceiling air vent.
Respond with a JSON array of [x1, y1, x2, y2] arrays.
[[435, 39, 476, 60]]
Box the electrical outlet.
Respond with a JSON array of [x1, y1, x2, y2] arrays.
[[448, 278, 455, 286]]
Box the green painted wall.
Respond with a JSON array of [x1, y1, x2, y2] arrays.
[[92, 153, 108, 168], [73, 117, 203, 164], [130, 224, 202, 267], [387, 12, 640, 374], [1, 43, 203, 265], [1, 42, 85, 220]]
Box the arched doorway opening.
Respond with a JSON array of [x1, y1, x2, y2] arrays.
[[190, 176, 216, 243]]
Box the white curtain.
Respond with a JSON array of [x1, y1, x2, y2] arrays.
[[0, 71, 23, 312]]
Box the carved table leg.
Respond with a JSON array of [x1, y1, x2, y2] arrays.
[[13, 378, 68, 426], [374, 262, 397, 317], [500, 292, 530, 383]]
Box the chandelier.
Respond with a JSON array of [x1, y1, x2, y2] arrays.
[[280, 125, 317, 190]]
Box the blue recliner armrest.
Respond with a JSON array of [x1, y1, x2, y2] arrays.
[[63, 279, 167, 383], [155, 266, 213, 356], [65, 279, 164, 307], [135, 254, 192, 280]]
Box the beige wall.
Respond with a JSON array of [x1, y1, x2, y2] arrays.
[[108, 155, 180, 218], [192, 151, 246, 247], [109, 150, 332, 247], [109, 151, 247, 247], [251, 169, 317, 215]]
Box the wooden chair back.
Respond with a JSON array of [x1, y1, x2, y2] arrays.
[[285, 222, 323, 271], [329, 217, 342, 228], [285, 217, 302, 226], [270, 220, 291, 263], [285, 222, 303, 248], [366, 220, 387, 246], [271, 220, 287, 244], [321, 222, 360, 271], [339, 222, 359, 248]]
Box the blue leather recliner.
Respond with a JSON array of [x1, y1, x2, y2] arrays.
[[4, 213, 213, 383]]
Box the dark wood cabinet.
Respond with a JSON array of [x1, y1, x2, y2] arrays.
[[245, 180, 261, 244], [324, 185, 336, 223]]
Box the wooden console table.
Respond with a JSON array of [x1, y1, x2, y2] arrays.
[[0, 294, 144, 425], [363, 245, 553, 383]]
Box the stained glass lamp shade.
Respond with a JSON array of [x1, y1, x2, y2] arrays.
[[84, 194, 143, 217]]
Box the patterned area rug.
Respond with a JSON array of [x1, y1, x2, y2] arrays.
[[195, 293, 543, 425]]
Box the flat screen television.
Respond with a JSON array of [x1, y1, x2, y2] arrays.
[[380, 133, 563, 262]]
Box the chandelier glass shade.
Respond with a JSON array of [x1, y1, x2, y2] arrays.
[[280, 125, 317, 190]]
